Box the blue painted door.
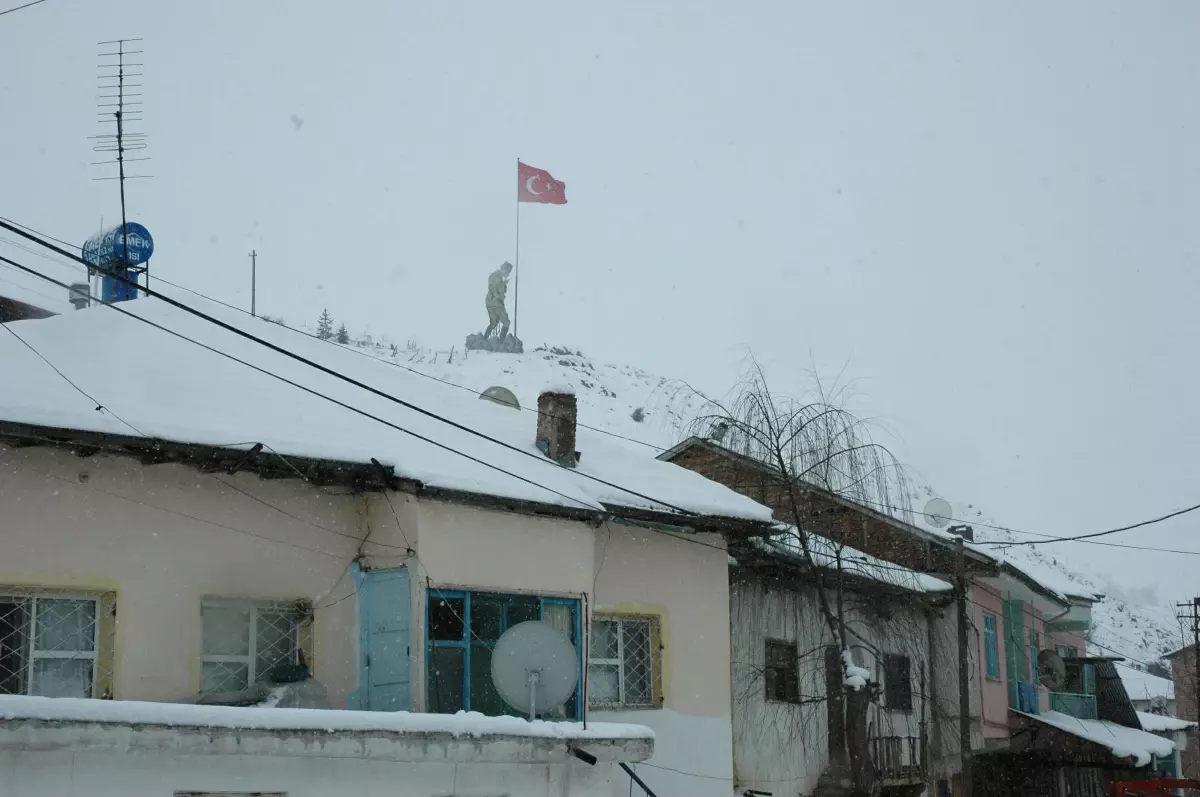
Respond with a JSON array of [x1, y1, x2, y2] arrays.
[[362, 567, 411, 711]]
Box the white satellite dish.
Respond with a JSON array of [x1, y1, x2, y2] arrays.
[[490, 621, 579, 720], [923, 498, 952, 529], [1037, 649, 1068, 691]]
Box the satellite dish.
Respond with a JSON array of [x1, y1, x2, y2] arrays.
[[490, 621, 579, 720], [479, 386, 521, 410], [1037, 649, 1067, 690], [923, 498, 952, 529]]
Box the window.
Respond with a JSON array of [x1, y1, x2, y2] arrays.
[[1056, 644, 1078, 659], [983, 613, 1000, 678], [764, 639, 800, 703], [883, 654, 913, 711], [590, 615, 662, 709], [201, 600, 305, 693], [426, 590, 581, 719], [0, 589, 114, 698]]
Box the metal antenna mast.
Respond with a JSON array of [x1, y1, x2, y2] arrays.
[[92, 38, 151, 292]]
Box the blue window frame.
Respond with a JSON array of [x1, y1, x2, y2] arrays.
[[983, 613, 1000, 678], [426, 589, 582, 719]]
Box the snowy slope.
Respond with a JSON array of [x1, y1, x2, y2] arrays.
[[344, 335, 1183, 668]]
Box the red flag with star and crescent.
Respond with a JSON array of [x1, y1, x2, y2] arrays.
[[518, 161, 567, 205]]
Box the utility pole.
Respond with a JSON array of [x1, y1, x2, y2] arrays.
[[249, 249, 257, 317], [954, 530, 973, 797]]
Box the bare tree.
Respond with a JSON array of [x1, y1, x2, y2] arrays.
[[680, 362, 956, 795]]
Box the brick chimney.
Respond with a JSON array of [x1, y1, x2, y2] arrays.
[[536, 389, 578, 468]]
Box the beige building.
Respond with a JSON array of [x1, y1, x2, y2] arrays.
[[0, 299, 775, 797]]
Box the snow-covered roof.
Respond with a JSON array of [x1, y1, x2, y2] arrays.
[[755, 527, 953, 594], [1136, 711, 1196, 733], [0, 296, 774, 524], [0, 695, 653, 741], [1118, 663, 1175, 703], [1018, 710, 1177, 767]]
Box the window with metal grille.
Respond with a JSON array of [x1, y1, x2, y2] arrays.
[[589, 615, 661, 709], [763, 639, 800, 704], [883, 653, 913, 711], [0, 589, 114, 699], [200, 600, 304, 693]]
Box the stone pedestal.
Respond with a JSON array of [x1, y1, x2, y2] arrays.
[[465, 333, 524, 354]]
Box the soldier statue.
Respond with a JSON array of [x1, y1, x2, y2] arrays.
[[482, 261, 513, 341]]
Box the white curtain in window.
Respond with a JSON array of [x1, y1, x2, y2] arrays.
[[35, 599, 95, 652], [542, 604, 572, 639]]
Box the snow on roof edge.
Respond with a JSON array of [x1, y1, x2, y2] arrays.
[[0, 695, 654, 741]]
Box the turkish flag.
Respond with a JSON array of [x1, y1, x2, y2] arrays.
[[518, 161, 567, 205]]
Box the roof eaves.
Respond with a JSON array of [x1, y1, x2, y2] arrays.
[[659, 436, 998, 568]]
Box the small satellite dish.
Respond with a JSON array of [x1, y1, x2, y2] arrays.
[[1037, 649, 1067, 690], [479, 386, 521, 410], [923, 498, 952, 529], [490, 621, 579, 720]]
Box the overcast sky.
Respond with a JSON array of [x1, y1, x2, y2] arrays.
[[2, 1, 1198, 597]]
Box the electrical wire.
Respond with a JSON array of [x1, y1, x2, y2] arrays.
[[841, 494, 1200, 556], [0, 251, 611, 514], [0, 215, 665, 453], [8, 216, 1200, 558], [0, 0, 47, 17], [3, 315, 417, 554], [0, 224, 692, 518]]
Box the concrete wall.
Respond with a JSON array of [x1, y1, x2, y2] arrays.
[[0, 749, 613, 797], [1171, 648, 1199, 777], [973, 582, 1010, 741], [729, 574, 934, 797], [591, 522, 734, 797]]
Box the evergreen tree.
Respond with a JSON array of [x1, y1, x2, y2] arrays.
[[335, 323, 350, 344], [316, 309, 334, 340]]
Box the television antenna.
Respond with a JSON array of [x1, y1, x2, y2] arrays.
[[490, 621, 579, 720], [91, 38, 152, 288], [923, 497, 952, 529]]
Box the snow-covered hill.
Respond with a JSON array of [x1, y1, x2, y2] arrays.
[[319, 329, 1183, 671]]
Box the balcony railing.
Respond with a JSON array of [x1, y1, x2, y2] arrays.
[[1049, 692, 1097, 720], [869, 735, 923, 783]]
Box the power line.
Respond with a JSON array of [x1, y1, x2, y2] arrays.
[[848, 494, 1200, 556], [0, 216, 666, 453], [2, 311, 418, 554], [0, 0, 47, 17], [0, 221, 693, 517], [0, 251, 618, 515]]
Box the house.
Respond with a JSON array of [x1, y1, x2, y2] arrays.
[[1118, 663, 1177, 717], [0, 297, 778, 796], [661, 434, 1184, 797], [727, 528, 955, 797]]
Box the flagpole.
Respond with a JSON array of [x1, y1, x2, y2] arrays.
[[514, 158, 521, 340]]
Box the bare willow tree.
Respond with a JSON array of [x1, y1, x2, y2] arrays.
[[675, 362, 955, 795]]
